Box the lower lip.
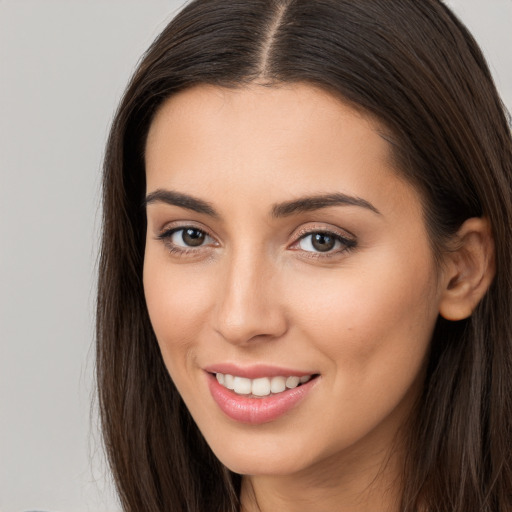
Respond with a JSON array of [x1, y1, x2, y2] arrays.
[[207, 373, 318, 425]]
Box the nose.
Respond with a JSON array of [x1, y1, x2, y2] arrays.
[[213, 248, 288, 345]]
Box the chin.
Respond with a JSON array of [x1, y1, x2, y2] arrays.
[[218, 450, 307, 477], [201, 426, 322, 477]]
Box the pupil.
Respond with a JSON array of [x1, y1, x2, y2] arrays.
[[312, 233, 335, 252], [183, 228, 205, 247]]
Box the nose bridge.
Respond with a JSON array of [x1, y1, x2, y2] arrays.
[[214, 243, 286, 344]]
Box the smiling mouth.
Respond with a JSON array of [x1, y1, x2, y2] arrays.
[[213, 372, 319, 398]]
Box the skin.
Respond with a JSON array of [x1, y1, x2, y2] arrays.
[[142, 84, 490, 512]]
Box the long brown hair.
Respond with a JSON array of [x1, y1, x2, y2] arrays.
[[96, 1, 512, 510]]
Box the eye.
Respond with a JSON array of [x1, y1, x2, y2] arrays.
[[171, 227, 210, 247], [295, 231, 356, 255], [157, 226, 216, 252]]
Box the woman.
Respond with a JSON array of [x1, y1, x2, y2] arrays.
[[96, 1, 512, 511]]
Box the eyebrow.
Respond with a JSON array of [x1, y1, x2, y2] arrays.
[[144, 189, 380, 218], [271, 193, 381, 217], [144, 189, 219, 217]]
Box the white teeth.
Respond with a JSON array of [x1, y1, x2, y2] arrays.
[[224, 374, 235, 390], [252, 377, 271, 397], [270, 376, 286, 393], [285, 376, 300, 389], [233, 376, 252, 395], [215, 373, 313, 396]]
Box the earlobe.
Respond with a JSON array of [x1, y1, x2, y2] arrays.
[[438, 217, 495, 321]]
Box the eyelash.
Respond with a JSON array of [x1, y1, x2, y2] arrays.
[[156, 226, 217, 257], [156, 226, 357, 259], [291, 228, 357, 259]]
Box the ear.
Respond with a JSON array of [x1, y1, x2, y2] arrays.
[[438, 217, 495, 321]]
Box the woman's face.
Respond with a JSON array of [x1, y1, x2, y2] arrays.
[[143, 84, 444, 477]]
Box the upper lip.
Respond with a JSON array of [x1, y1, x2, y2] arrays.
[[203, 363, 317, 379]]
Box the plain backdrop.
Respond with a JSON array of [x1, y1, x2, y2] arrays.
[[0, 1, 510, 511]]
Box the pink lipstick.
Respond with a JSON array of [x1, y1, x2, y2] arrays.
[[206, 368, 318, 424]]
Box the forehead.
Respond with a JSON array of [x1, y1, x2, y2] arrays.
[[145, 83, 421, 221], [146, 83, 387, 163]]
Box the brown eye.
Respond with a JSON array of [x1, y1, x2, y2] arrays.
[[311, 233, 336, 252], [296, 231, 356, 255], [161, 227, 213, 248], [181, 228, 206, 247]]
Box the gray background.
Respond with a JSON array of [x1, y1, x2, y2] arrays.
[[0, 1, 510, 511]]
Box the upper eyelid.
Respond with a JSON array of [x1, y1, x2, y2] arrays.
[[157, 222, 216, 239], [291, 224, 356, 241], [296, 231, 353, 242], [159, 226, 212, 237], [157, 227, 216, 246]]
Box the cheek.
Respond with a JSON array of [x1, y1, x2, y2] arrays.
[[274, 252, 439, 453], [143, 252, 214, 371], [286, 247, 439, 375]]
